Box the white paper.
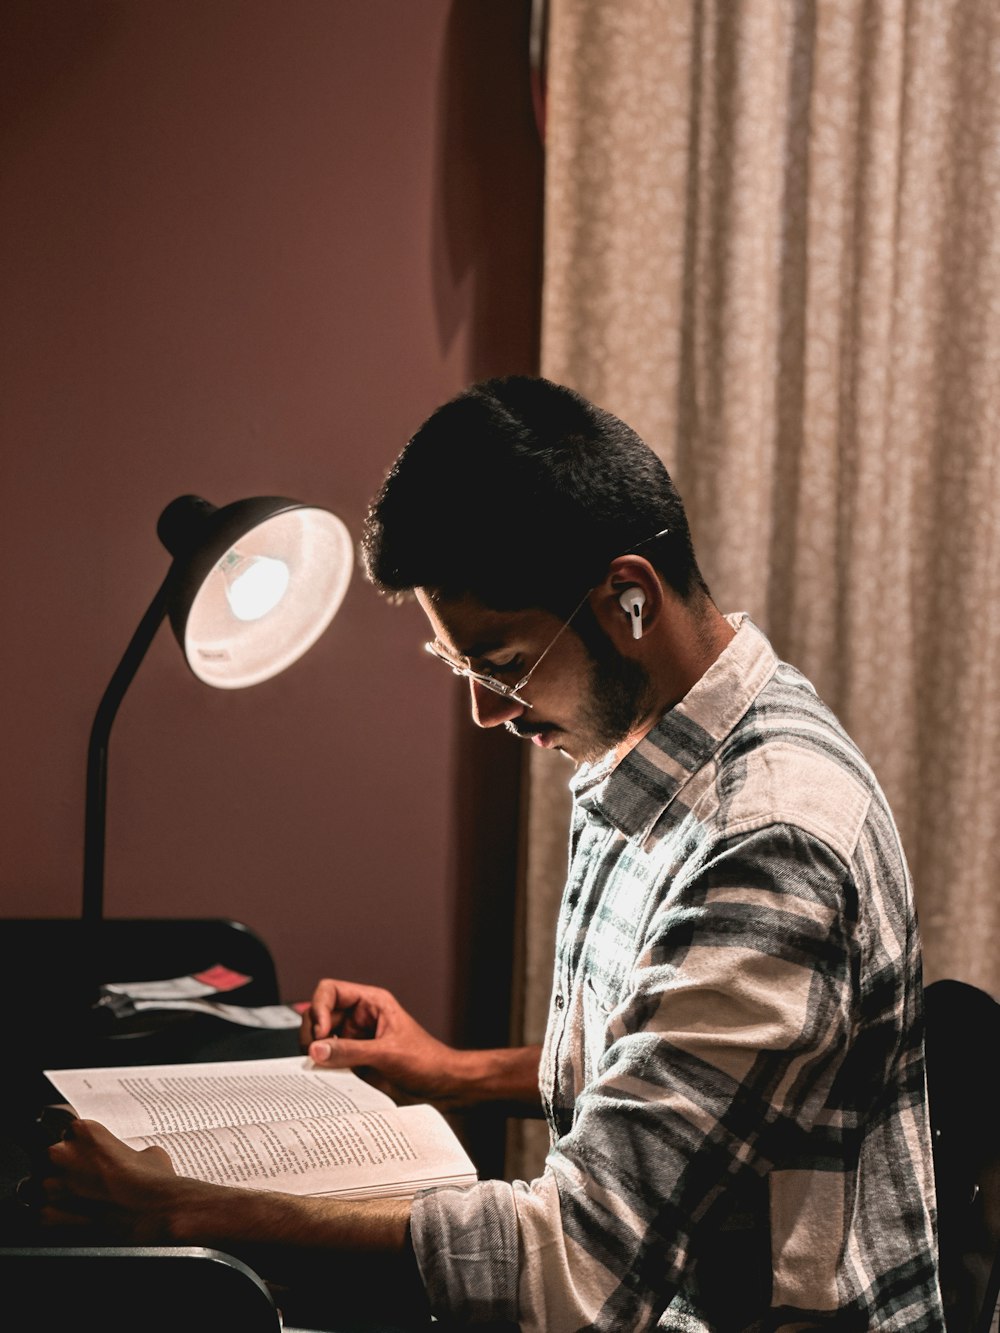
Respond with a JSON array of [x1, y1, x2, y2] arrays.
[[46, 1056, 394, 1139], [127, 998, 302, 1028], [44, 1056, 476, 1201]]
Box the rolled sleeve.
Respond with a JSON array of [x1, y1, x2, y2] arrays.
[[411, 1162, 652, 1332], [410, 1178, 521, 1325]]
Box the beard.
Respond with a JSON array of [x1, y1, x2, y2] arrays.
[[574, 649, 655, 764], [506, 639, 656, 766]]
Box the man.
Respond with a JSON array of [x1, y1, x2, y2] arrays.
[[38, 377, 943, 1329]]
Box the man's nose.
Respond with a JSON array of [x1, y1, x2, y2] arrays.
[[469, 678, 524, 728]]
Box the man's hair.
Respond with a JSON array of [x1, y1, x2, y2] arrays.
[[362, 376, 709, 615]]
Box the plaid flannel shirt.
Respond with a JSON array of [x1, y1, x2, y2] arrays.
[[411, 614, 943, 1330]]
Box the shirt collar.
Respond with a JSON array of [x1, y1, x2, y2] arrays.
[[570, 613, 779, 839]]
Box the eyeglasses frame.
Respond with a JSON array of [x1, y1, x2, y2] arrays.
[[422, 527, 671, 710]]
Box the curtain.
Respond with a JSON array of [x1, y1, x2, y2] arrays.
[[508, 0, 1000, 1180]]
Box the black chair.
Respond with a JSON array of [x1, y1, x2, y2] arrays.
[[0, 1245, 282, 1331], [0, 1246, 446, 1332], [925, 978, 1000, 1333]]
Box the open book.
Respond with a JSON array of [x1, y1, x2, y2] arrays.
[[43, 1055, 477, 1201]]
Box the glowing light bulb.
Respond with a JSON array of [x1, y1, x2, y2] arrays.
[[221, 551, 291, 622]]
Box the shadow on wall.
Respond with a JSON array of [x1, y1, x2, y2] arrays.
[[430, 1, 545, 1179], [0, 2, 120, 152], [433, 0, 544, 378]]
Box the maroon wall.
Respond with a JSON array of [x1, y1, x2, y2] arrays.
[[0, 1, 542, 1044]]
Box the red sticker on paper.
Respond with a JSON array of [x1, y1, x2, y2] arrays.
[[192, 964, 252, 992]]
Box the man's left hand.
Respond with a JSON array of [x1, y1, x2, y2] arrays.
[[37, 1118, 179, 1241]]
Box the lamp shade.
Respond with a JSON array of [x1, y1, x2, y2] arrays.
[[157, 495, 353, 688]]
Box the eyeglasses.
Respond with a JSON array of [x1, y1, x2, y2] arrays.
[[423, 527, 670, 710], [424, 589, 591, 709]]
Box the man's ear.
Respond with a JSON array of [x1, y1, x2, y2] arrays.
[[592, 558, 663, 648]]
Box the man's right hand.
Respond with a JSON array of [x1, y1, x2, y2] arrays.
[[301, 979, 464, 1106], [300, 978, 544, 1113]]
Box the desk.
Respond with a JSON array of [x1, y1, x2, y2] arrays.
[[0, 1016, 445, 1332]]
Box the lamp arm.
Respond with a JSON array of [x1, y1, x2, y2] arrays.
[[82, 570, 175, 925]]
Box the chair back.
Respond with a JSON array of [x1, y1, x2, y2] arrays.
[[0, 1245, 282, 1331], [925, 979, 1000, 1333]]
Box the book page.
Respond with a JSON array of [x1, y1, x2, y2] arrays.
[[124, 1103, 477, 1199], [44, 1056, 396, 1141]]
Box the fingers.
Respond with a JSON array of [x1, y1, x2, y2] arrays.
[[30, 1156, 106, 1227], [48, 1118, 112, 1162], [36, 1170, 129, 1236], [16, 1166, 102, 1229], [308, 1035, 390, 1069], [306, 979, 356, 1040], [304, 979, 397, 1043], [37, 1171, 93, 1216], [26, 1118, 177, 1246], [46, 1120, 174, 1185]]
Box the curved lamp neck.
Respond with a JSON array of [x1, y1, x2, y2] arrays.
[[82, 571, 174, 925]]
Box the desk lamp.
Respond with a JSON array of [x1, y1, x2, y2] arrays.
[[83, 494, 353, 925]]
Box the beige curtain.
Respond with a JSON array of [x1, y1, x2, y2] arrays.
[[508, 0, 1000, 1180]]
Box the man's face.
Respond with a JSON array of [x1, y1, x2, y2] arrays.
[[416, 589, 654, 766]]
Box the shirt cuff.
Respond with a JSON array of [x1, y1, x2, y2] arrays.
[[409, 1178, 521, 1324]]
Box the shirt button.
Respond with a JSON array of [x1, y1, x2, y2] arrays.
[[554, 994, 565, 1009]]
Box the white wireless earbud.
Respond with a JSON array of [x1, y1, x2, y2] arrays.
[[618, 587, 646, 639]]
